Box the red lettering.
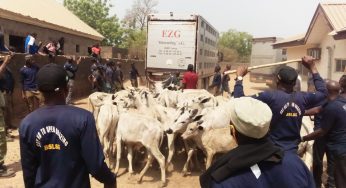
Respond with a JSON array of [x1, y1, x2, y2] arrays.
[[162, 30, 181, 38]]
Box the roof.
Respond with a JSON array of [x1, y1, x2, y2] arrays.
[[273, 3, 346, 48], [252, 37, 277, 43], [0, 0, 104, 41], [272, 34, 305, 49], [321, 3, 346, 32]]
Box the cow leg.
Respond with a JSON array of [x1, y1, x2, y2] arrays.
[[182, 147, 194, 176], [138, 153, 153, 184], [166, 133, 176, 171], [205, 150, 215, 170], [114, 137, 122, 175], [127, 145, 134, 177], [149, 146, 166, 187]]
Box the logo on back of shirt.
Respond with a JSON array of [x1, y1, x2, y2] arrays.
[[280, 102, 302, 117], [35, 125, 69, 151]]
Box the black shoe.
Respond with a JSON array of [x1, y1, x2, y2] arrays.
[[0, 165, 15, 178]]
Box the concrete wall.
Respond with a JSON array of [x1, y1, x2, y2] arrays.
[[6, 54, 145, 118], [0, 18, 99, 56], [101, 46, 129, 59]]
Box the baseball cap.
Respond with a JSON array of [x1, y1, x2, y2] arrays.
[[277, 66, 298, 85], [37, 63, 69, 92], [229, 97, 272, 139]]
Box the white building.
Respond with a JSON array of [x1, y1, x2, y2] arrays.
[[273, 3, 346, 85]]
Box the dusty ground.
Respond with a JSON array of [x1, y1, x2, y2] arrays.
[[0, 77, 268, 188]]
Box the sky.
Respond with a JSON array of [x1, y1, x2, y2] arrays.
[[57, 0, 346, 38]]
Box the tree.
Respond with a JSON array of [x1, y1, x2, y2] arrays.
[[122, 29, 147, 59], [218, 29, 252, 62], [64, 0, 123, 46], [123, 0, 158, 30]]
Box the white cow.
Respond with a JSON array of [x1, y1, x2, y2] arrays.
[[115, 112, 166, 187], [97, 103, 118, 156], [181, 121, 237, 174], [298, 116, 314, 169]]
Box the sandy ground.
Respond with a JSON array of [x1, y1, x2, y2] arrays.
[[0, 77, 268, 188]]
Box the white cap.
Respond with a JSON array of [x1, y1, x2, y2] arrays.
[[229, 97, 272, 139]]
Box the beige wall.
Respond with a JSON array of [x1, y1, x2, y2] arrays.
[[0, 18, 100, 56]]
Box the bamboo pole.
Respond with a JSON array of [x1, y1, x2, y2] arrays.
[[224, 59, 302, 75]]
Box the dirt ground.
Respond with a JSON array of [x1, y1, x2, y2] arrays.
[[0, 77, 268, 188]]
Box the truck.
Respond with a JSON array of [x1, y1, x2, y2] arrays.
[[249, 37, 286, 87], [146, 13, 220, 89]]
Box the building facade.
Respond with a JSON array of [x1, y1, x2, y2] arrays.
[[0, 0, 103, 56], [273, 3, 346, 84]]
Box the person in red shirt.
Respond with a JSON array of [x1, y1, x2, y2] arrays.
[[181, 64, 198, 89], [91, 43, 101, 59]]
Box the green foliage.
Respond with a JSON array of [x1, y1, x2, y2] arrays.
[[218, 29, 252, 62], [64, 0, 123, 46], [121, 29, 147, 59]]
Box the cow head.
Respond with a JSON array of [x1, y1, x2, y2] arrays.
[[181, 120, 204, 140], [167, 107, 200, 134]]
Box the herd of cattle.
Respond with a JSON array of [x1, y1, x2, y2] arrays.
[[87, 82, 314, 187]]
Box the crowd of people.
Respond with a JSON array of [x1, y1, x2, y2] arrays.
[[0, 29, 346, 188]]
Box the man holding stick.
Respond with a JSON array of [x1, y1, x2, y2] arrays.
[[233, 56, 327, 154]]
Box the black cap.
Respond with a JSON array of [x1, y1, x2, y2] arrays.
[[277, 66, 298, 85], [37, 63, 69, 92]]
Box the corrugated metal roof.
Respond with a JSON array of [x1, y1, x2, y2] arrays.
[[0, 0, 104, 40], [321, 3, 346, 32]]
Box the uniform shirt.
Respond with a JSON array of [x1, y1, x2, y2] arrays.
[[221, 73, 230, 88], [321, 96, 346, 157], [212, 72, 222, 87], [20, 65, 39, 91], [234, 73, 327, 151], [0, 66, 14, 93], [63, 61, 78, 80], [182, 71, 198, 89], [105, 66, 114, 83], [19, 105, 116, 188], [129, 67, 139, 80], [211, 152, 315, 188]]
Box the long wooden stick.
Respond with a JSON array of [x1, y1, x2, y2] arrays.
[[224, 59, 302, 75]]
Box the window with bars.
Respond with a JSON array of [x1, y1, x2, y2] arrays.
[[307, 48, 321, 60]]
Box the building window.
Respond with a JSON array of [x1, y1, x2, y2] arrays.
[[76, 44, 80, 53], [307, 48, 321, 60], [201, 21, 205, 28], [200, 49, 203, 55], [9, 35, 25, 53], [335, 59, 346, 72], [200, 35, 204, 42], [282, 49, 287, 55]]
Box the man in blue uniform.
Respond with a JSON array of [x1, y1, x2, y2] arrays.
[[234, 56, 327, 153], [302, 75, 346, 188], [19, 64, 116, 188], [64, 56, 82, 104], [200, 97, 314, 188], [20, 55, 42, 112], [304, 79, 340, 188]]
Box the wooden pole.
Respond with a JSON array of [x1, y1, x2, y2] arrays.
[[224, 59, 302, 75]]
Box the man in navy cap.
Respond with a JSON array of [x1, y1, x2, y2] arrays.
[[19, 64, 116, 188], [234, 56, 327, 154]]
